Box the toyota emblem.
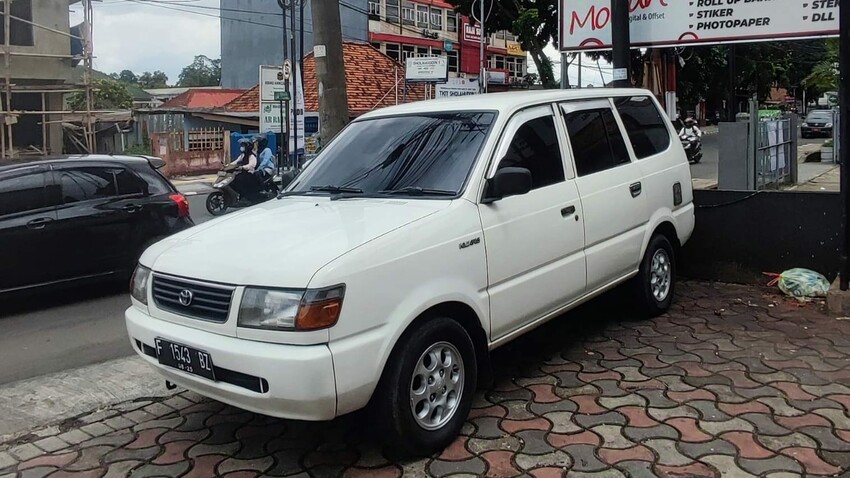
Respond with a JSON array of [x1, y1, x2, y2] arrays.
[[178, 289, 194, 306]]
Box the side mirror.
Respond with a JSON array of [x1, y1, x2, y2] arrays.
[[482, 167, 532, 204]]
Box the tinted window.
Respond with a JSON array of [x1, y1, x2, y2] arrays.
[[564, 108, 631, 177], [133, 167, 171, 195], [116, 169, 147, 196], [0, 168, 52, 216], [58, 167, 117, 204], [291, 112, 495, 196], [614, 96, 670, 159], [498, 115, 564, 190]]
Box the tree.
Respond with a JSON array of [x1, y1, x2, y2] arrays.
[[446, 0, 560, 88], [804, 38, 838, 94], [138, 70, 169, 89], [69, 78, 133, 110], [177, 55, 221, 87], [117, 69, 138, 84]]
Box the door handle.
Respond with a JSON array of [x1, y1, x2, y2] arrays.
[[122, 204, 141, 213], [629, 182, 642, 198], [26, 217, 53, 230], [561, 205, 576, 217]]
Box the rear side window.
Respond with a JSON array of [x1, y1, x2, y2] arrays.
[[133, 167, 172, 195], [563, 108, 631, 177], [58, 167, 117, 204], [614, 96, 670, 159], [499, 115, 565, 190], [115, 169, 147, 196], [0, 168, 53, 216]]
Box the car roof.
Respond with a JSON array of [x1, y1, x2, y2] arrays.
[[356, 88, 655, 120], [0, 154, 158, 173]]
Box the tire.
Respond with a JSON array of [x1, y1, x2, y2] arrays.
[[205, 191, 227, 216], [634, 234, 676, 317], [372, 317, 477, 456]]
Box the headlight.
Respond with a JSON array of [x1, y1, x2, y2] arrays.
[[238, 285, 345, 331], [826, 123, 833, 128], [130, 264, 151, 305], [802, 123, 809, 127]]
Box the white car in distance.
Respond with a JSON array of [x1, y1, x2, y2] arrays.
[[126, 88, 694, 455]]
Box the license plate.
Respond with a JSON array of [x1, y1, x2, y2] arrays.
[[155, 338, 216, 381], [812, 128, 821, 132]]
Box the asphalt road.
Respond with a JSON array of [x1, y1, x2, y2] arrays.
[[0, 191, 215, 385], [690, 128, 828, 181]]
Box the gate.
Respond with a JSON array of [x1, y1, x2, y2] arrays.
[[755, 117, 794, 189]]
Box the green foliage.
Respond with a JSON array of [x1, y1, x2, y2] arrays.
[[138, 71, 169, 89], [69, 78, 133, 110], [177, 55, 222, 87], [124, 143, 152, 155], [804, 39, 838, 93]]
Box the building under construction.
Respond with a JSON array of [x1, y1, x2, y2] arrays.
[[0, 0, 95, 159]]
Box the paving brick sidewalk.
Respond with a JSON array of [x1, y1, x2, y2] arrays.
[[1, 282, 849, 477]]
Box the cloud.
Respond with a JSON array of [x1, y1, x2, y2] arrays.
[[72, 1, 221, 83]]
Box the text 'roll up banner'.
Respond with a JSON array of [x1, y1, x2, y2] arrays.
[[560, 0, 840, 51]]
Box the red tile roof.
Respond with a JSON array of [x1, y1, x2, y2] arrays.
[[160, 89, 246, 110], [224, 42, 426, 117]]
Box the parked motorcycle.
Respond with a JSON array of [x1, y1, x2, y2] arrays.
[[680, 133, 703, 164], [205, 163, 282, 216]]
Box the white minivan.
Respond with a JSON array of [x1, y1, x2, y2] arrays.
[[126, 89, 694, 454]]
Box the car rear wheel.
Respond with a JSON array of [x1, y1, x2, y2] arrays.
[[205, 192, 227, 216], [634, 234, 676, 317], [373, 317, 477, 456]]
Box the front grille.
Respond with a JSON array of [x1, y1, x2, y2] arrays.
[[152, 274, 235, 322], [809, 123, 826, 127]]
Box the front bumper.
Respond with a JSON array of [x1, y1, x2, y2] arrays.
[[802, 127, 832, 136], [125, 306, 338, 421]]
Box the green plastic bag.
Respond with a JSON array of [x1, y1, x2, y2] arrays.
[[765, 268, 830, 300]]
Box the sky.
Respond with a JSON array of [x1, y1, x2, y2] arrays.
[[72, 1, 608, 87], [70, 0, 221, 84]]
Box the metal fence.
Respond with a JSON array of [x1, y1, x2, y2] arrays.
[[755, 117, 794, 189]]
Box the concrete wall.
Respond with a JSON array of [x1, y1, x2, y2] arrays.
[[220, 0, 369, 88], [0, 0, 72, 81]]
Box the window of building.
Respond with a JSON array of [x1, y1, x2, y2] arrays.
[[447, 13, 457, 32], [487, 55, 494, 69], [498, 116, 565, 190], [448, 51, 459, 72], [506, 32, 517, 41], [368, 1, 381, 18], [386, 0, 400, 23], [370, 41, 382, 51], [613, 96, 670, 159], [416, 46, 430, 57], [58, 168, 119, 204], [385, 43, 401, 62], [506, 57, 524, 78], [0, 0, 34, 47], [402, 1, 415, 25], [496, 30, 506, 40], [416, 4, 429, 26], [564, 108, 631, 177], [402, 44, 415, 61], [430, 8, 442, 29], [495, 55, 505, 70]]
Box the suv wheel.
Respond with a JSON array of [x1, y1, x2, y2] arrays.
[[373, 317, 477, 456], [634, 234, 676, 316]]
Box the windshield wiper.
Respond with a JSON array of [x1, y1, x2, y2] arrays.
[[378, 187, 457, 197], [310, 185, 364, 194]]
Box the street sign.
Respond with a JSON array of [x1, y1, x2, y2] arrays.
[[259, 65, 288, 102], [435, 78, 479, 98], [405, 57, 449, 83], [274, 91, 291, 101], [560, 0, 840, 51], [283, 60, 292, 80]]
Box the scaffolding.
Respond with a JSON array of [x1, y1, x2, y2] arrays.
[[0, 0, 95, 159]]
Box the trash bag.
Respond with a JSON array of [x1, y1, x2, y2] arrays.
[[764, 268, 830, 300]]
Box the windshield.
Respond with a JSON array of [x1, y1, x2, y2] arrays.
[[289, 112, 496, 197], [806, 112, 832, 122]]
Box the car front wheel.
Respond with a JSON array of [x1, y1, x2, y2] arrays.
[[634, 234, 676, 316], [373, 317, 477, 456]]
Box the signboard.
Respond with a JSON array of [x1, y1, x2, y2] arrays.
[[560, 0, 840, 51], [405, 57, 449, 82], [259, 63, 305, 153], [506, 42, 524, 56], [463, 23, 482, 43], [435, 78, 479, 98], [274, 91, 291, 102], [259, 65, 288, 102]]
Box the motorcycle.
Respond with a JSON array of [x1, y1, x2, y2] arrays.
[[680, 133, 703, 164], [205, 163, 282, 216]]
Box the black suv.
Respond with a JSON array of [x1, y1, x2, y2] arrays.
[[0, 155, 193, 294]]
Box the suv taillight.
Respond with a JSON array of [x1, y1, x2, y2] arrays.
[[169, 193, 190, 218]]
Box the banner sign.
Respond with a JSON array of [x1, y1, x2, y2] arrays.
[[435, 78, 479, 98], [463, 23, 482, 43], [560, 0, 840, 51], [259, 63, 305, 153], [405, 57, 449, 82], [259, 65, 288, 102]]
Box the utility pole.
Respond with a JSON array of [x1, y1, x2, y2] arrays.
[[278, 0, 289, 169], [311, 0, 349, 142], [610, 0, 631, 88], [727, 45, 736, 121], [479, 0, 486, 93], [839, 0, 849, 290], [290, 0, 299, 169]]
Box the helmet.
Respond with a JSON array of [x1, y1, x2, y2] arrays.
[[685, 117, 696, 126]]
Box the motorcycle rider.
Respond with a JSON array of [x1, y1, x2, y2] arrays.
[[255, 136, 276, 180], [230, 140, 261, 201], [679, 117, 703, 138]]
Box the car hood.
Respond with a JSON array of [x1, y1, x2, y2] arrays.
[[142, 196, 449, 287]]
